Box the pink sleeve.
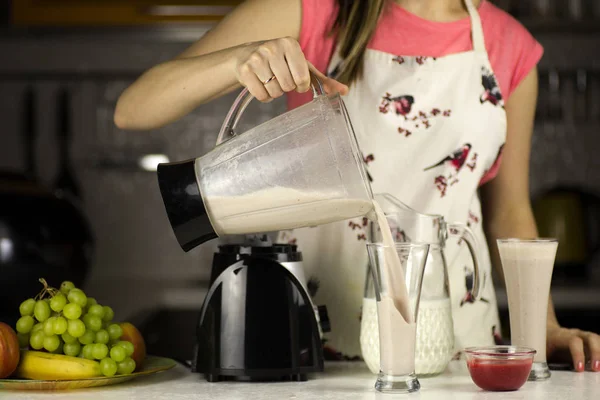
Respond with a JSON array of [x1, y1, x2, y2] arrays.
[[485, 7, 544, 100], [507, 36, 543, 98], [287, 0, 338, 110]]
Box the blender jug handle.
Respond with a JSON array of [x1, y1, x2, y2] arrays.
[[216, 72, 326, 145], [447, 222, 481, 300]]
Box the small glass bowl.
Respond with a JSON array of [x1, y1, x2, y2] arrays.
[[464, 346, 536, 392]]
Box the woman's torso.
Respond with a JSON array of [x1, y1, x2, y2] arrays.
[[280, 0, 541, 359]]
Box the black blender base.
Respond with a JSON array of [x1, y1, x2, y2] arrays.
[[204, 372, 309, 382]]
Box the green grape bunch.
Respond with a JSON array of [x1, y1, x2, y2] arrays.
[[15, 278, 136, 377]]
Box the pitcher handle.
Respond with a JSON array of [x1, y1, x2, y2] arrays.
[[216, 72, 326, 145], [447, 222, 481, 300]]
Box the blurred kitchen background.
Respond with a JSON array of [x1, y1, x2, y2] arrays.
[[0, 0, 599, 361]]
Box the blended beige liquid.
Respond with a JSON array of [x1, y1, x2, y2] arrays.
[[206, 187, 373, 235], [377, 296, 417, 376], [372, 201, 412, 322], [372, 201, 417, 376], [498, 240, 558, 363], [361, 297, 453, 376]]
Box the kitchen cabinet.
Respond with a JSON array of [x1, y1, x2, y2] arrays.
[[11, 0, 242, 26]]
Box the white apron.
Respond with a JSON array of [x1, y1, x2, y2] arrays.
[[279, 0, 506, 358]]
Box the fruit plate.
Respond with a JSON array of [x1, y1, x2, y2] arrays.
[[0, 355, 177, 390]]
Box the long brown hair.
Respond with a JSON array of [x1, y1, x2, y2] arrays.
[[332, 0, 387, 85]]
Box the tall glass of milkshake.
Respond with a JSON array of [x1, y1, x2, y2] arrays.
[[366, 242, 429, 393], [497, 238, 558, 381]]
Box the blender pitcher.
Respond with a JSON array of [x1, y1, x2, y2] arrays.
[[360, 193, 481, 376], [157, 74, 373, 252]]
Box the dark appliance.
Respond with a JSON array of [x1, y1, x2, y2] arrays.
[[192, 243, 328, 382]]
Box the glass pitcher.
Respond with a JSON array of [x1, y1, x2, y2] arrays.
[[157, 74, 373, 252], [361, 193, 481, 376]]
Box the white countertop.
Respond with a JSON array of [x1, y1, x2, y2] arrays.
[[2, 362, 599, 400]]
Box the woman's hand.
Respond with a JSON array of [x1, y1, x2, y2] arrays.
[[547, 324, 600, 372], [233, 37, 348, 102]]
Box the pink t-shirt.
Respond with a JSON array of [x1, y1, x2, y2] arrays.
[[288, 0, 544, 184]]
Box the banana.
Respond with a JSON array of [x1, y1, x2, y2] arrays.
[[15, 351, 102, 380]]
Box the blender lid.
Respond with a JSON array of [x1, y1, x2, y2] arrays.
[[157, 159, 217, 252]]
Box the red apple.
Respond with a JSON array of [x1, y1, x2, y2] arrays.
[[0, 322, 20, 378], [119, 322, 146, 369]]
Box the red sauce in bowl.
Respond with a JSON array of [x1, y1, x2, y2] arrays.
[[467, 358, 533, 391]]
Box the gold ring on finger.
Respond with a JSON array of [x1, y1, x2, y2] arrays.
[[262, 75, 277, 85]]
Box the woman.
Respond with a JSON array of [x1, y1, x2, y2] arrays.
[[115, 0, 600, 372]]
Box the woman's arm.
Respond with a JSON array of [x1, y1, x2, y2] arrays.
[[480, 67, 600, 372], [114, 0, 347, 131]]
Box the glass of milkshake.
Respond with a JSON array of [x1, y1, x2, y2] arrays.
[[497, 238, 558, 381], [366, 242, 429, 393]]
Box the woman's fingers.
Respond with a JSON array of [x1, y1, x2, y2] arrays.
[[247, 51, 284, 99], [548, 327, 600, 372], [568, 334, 586, 372], [234, 37, 350, 102], [237, 62, 271, 102], [269, 55, 296, 93], [582, 331, 600, 371], [308, 61, 349, 96], [281, 38, 311, 93], [261, 74, 284, 99]]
